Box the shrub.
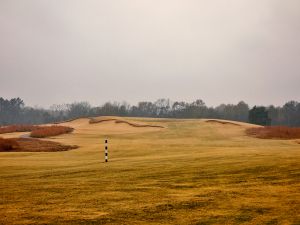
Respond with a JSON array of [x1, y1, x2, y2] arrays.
[[30, 126, 74, 138], [246, 126, 300, 139]]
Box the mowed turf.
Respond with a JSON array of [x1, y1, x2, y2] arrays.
[[0, 117, 299, 225]]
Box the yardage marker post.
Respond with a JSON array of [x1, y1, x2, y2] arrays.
[[105, 139, 108, 162]]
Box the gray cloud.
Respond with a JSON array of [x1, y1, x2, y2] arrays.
[[0, 0, 299, 107]]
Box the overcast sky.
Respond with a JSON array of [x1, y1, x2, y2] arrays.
[[0, 0, 299, 107]]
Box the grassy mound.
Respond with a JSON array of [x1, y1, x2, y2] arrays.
[[205, 119, 241, 126]]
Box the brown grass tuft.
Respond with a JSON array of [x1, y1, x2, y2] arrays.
[[0, 125, 39, 134], [0, 137, 78, 152], [30, 126, 74, 138], [0, 137, 19, 151], [0, 124, 74, 138], [246, 126, 300, 139]]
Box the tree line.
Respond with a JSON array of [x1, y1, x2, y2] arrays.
[[0, 97, 299, 126]]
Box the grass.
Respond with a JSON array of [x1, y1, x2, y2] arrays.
[[246, 126, 300, 139], [0, 117, 299, 224]]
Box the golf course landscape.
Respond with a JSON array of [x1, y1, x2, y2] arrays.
[[0, 117, 299, 225]]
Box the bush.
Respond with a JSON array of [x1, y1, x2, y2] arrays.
[[30, 126, 74, 138], [246, 126, 300, 139]]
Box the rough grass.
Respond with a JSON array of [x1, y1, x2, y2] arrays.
[[0, 137, 78, 152], [246, 126, 300, 139], [30, 126, 74, 138], [0, 137, 19, 151], [0, 125, 39, 134], [0, 125, 74, 138], [0, 117, 299, 225]]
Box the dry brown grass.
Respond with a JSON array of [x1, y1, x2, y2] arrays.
[[0, 137, 19, 151], [246, 126, 300, 139], [0, 125, 74, 138], [0, 125, 39, 134], [30, 126, 74, 138], [13, 138, 78, 152], [0, 137, 78, 152]]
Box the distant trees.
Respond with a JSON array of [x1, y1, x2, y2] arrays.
[[67, 102, 91, 119], [282, 101, 300, 126], [0, 97, 24, 125], [266, 101, 300, 127], [0, 97, 299, 127], [135, 102, 156, 117], [249, 106, 271, 126], [215, 101, 249, 122]]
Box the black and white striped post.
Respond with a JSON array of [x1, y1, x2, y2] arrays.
[[104, 139, 108, 162]]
